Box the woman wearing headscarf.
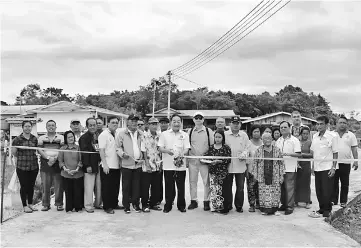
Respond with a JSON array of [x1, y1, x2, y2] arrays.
[[253, 133, 285, 215]]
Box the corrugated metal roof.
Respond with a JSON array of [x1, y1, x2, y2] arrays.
[[87, 105, 128, 118], [242, 111, 317, 124], [180, 110, 236, 117], [0, 105, 45, 115], [27, 101, 91, 113]]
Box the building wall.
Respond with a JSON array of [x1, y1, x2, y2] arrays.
[[251, 114, 314, 126], [37, 111, 95, 133], [1, 114, 17, 130]]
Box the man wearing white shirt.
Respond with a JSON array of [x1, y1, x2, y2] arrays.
[[331, 115, 358, 208], [276, 121, 301, 215], [115, 114, 143, 214], [99, 116, 122, 214], [310, 115, 338, 218], [158, 114, 191, 213]]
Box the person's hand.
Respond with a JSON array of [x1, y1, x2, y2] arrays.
[[68, 170, 77, 175], [210, 160, 218, 165], [297, 163, 302, 169], [328, 167, 336, 177], [167, 149, 174, 156], [122, 153, 129, 159], [47, 157, 55, 166], [86, 167, 92, 174], [102, 164, 110, 174], [352, 161, 358, 171]]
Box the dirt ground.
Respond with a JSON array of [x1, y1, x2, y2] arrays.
[[1, 169, 361, 247], [332, 197, 361, 244]]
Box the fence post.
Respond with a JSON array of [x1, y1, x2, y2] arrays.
[[1, 149, 8, 224]]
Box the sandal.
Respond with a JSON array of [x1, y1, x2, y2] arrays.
[[274, 211, 280, 216], [24, 206, 33, 213], [308, 211, 322, 218]]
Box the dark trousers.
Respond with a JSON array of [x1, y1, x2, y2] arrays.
[[159, 170, 164, 203], [164, 170, 186, 210], [247, 173, 259, 207], [226, 173, 245, 209], [141, 171, 161, 208], [100, 168, 121, 210], [122, 167, 141, 209], [63, 177, 84, 212], [315, 170, 334, 213], [332, 164, 351, 205], [281, 172, 296, 210], [16, 169, 39, 207]]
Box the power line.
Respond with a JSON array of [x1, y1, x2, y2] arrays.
[[171, 0, 266, 74], [172, 1, 291, 77], [173, 0, 273, 76], [172, 73, 206, 88]]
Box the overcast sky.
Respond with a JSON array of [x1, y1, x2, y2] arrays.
[[1, 0, 361, 113]]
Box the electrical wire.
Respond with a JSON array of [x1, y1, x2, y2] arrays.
[[172, 73, 206, 88], [172, 1, 291, 77]]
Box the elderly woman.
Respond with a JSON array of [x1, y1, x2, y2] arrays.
[[252, 133, 285, 215]]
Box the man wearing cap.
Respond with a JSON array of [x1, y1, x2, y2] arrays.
[[159, 117, 170, 132], [70, 119, 85, 146], [140, 117, 163, 212], [115, 114, 143, 214], [187, 111, 214, 211], [224, 116, 251, 213]]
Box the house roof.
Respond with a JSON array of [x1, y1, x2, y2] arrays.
[[26, 101, 127, 117], [242, 111, 317, 124], [148, 108, 247, 119], [0, 105, 45, 115]]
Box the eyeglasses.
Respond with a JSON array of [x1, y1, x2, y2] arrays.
[[194, 117, 203, 120], [138, 124, 144, 126]]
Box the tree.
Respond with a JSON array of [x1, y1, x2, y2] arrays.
[[1, 101, 9, 106], [15, 84, 42, 105], [40, 87, 74, 105]]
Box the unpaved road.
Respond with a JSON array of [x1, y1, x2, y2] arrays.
[[1, 170, 361, 247]]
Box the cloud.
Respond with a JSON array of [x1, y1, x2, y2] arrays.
[[1, 0, 360, 113]]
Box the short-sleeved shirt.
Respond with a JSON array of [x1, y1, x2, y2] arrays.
[[188, 126, 214, 156], [12, 133, 39, 171], [275, 135, 301, 172], [141, 131, 162, 171], [310, 130, 338, 171], [334, 131, 358, 164], [224, 130, 251, 174], [98, 129, 119, 169], [158, 129, 190, 171], [38, 133, 64, 172]]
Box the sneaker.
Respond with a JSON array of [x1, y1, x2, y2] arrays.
[[57, 206, 64, 211], [150, 205, 162, 211], [85, 208, 94, 213], [28, 205, 38, 211], [41, 206, 51, 211], [24, 206, 33, 213], [188, 200, 198, 210], [142, 207, 150, 213], [124, 208, 131, 214], [340, 203, 347, 208], [133, 205, 141, 213], [248, 206, 255, 212]]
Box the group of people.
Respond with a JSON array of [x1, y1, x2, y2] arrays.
[[8, 110, 358, 218]]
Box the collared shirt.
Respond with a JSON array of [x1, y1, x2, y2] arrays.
[[158, 129, 190, 171], [128, 129, 141, 160], [98, 129, 120, 169], [310, 130, 338, 171], [74, 131, 85, 146], [275, 134, 301, 172], [12, 133, 38, 171], [224, 130, 251, 173], [38, 133, 64, 158], [188, 126, 214, 157], [141, 131, 162, 171], [38, 133, 64, 172], [334, 130, 358, 164]]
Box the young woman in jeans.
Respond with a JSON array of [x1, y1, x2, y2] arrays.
[[11, 121, 39, 213]]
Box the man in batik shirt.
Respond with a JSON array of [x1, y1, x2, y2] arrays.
[[140, 117, 163, 212]]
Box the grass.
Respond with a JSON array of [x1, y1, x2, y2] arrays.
[[332, 198, 361, 244]]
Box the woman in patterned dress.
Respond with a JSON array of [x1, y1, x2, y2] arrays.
[[253, 133, 285, 215], [202, 130, 231, 214]]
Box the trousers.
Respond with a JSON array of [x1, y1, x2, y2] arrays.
[[41, 171, 64, 207], [188, 160, 210, 201], [16, 168, 38, 207], [331, 163, 351, 205], [281, 172, 296, 210], [84, 172, 102, 210]]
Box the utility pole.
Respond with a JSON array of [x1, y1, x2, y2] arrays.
[[151, 79, 156, 117], [167, 71, 172, 120]]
